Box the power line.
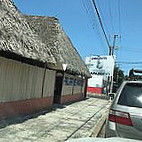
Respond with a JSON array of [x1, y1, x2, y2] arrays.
[[120, 50, 142, 54], [91, 0, 115, 93], [108, 0, 115, 34], [96, 0, 110, 37], [118, 0, 121, 35], [81, 0, 107, 55], [117, 61, 142, 64], [117, 0, 122, 57], [91, 0, 110, 50], [86, 0, 108, 55], [118, 46, 142, 54], [82, 0, 95, 29]]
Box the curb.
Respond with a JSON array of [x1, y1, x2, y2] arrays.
[[90, 103, 110, 137]]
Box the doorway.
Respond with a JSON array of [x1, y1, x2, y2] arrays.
[[53, 72, 64, 104]]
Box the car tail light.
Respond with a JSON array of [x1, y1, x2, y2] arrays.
[[109, 109, 133, 126]]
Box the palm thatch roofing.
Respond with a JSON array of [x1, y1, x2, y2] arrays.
[[0, 0, 90, 77], [25, 16, 91, 77], [0, 0, 56, 66]]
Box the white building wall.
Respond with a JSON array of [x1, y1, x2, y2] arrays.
[[61, 74, 74, 96], [73, 86, 82, 94], [61, 86, 73, 96], [43, 69, 56, 97], [88, 75, 103, 88], [61, 73, 84, 96], [0, 57, 55, 103], [81, 79, 86, 94]]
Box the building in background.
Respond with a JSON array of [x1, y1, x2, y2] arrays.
[[85, 55, 115, 94]]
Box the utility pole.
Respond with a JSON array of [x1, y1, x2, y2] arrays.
[[91, 0, 119, 94], [109, 34, 118, 93], [109, 35, 118, 56]]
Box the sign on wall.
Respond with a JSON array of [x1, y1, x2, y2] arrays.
[[85, 55, 115, 76]]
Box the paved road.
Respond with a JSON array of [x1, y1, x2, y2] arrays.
[[0, 97, 110, 142]]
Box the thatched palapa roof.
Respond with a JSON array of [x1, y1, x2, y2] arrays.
[[0, 0, 56, 66], [25, 16, 91, 77], [0, 0, 91, 77]]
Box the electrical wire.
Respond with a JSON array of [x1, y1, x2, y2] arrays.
[[91, 0, 110, 49], [108, 0, 115, 34], [117, 0, 122, 57], [81, 0, 107, 55], [118, 0, 121, 36], [96, 0, 111, 37], [116, 61, 142, 64], [82, 0, 93, 28]]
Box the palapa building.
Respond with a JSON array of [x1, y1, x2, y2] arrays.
[[0, 0, 91, 120]]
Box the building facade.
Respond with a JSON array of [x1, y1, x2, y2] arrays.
[[0, 0, 91, 120], [85, 55, 115, 94]]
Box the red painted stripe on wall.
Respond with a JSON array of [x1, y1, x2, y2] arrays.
[[87, 87, 102, 94], [60, 93, 84, 104], [0, 97, 53, 120]]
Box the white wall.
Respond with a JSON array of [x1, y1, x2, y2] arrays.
[[0, 57, 55, 102], [61, 74, 74, 96], [88, 75, 103, 88], [73, 86, 82, 94], [81, 79, 86, 94], [61, 73, 84, 96], [43, 69, 56, 97]]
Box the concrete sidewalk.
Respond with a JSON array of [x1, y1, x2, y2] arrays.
[[0, 97, 110, 142]]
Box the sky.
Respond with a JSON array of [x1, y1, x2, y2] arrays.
[[12, 0, 142, 75]]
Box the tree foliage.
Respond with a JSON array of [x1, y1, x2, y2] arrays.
[[113, 66, 125, 87]]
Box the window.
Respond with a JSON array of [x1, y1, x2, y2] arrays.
[[118, 83, 142, 108], [69, 78, 74, 86], [74, 79, 78, 86], [64, 77, 74, 86], [64, 77, 69, 85]]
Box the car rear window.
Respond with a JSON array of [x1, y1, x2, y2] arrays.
[[118, 83, 142, 108]]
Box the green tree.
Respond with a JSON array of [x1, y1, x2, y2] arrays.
[[113, 66, 125, 87]]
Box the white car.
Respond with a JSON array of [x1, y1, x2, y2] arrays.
[[105, 81, 142, 140]]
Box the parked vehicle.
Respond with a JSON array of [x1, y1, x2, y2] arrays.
[[105, 81, 142, 140]]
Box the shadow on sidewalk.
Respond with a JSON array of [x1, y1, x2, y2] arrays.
[[0, 98, 89, 129]]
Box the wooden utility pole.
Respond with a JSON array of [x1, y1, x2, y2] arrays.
[[109, 35, 118, 56], [91, 0, 119, 94], [109, 35, 118, 93]]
